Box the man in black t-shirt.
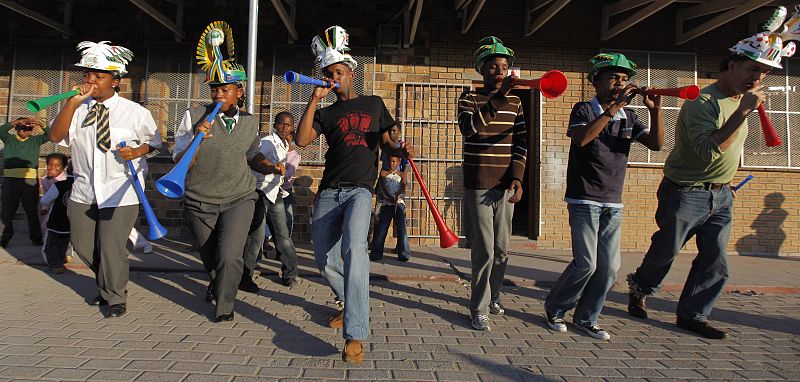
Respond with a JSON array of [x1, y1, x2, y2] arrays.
[[295, 25, 412, 364]]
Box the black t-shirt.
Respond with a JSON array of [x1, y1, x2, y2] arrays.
[[313, 95, 395, 191]]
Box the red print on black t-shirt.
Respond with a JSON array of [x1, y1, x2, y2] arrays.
[[336, 112, 372, 148]]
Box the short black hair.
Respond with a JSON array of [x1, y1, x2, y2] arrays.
[[719, 53, 751, 72], [45, 152, 68, 167], [274, 111, 294, 124]]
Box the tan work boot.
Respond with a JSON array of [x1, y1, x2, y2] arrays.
[[328, 309, 344, 329], [342, 339, 363, 363]]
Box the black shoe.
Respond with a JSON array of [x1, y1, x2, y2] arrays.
[[238, 276, 259, 293], [105, 304, 126, 318], [0, 239, 9, 248], [205, 284, 216, 303], [398, 255, 410, 262], [90, 295, 108, 306], [627, 292, 648, 319], [369, 254, 383, 261], [676, 317, 727, 339], [282, 278, 299, 288], [215, 312, 235, 323]]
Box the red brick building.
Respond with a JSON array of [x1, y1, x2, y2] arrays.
[[1, 0, 797, 255]]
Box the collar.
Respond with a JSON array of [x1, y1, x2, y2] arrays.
[[271, 131, 289, 148], [15, 134, 30, 142], [590, 97, 627, 122], [219, 107, 240, 122], [88, 92, 120, 110]]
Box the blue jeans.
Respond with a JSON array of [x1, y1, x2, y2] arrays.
[[283, 193, 294, 236], [545, 204, 622, 326], [630, 178, 733, 322], [370, 203, 410, 260], [312, 187, 373, 340]]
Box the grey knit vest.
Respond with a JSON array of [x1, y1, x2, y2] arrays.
[[184, 106, 257, 204]]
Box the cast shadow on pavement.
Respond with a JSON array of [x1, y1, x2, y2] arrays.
[[132, 272, 338, 357]]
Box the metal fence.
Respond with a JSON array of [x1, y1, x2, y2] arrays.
[[399, 83, 471, 240], [268, 46, 376, 164]]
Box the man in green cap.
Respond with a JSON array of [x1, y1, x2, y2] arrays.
[[544, 52, 663, 340], [457, 36, 525, 331]]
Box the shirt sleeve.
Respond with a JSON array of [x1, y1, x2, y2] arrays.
[[511, 100, 527, 182], [628, 109, 649, 141], [246, 130, 261, 161], [137, 108, 163, 150], [567, 102, 592, 138], [173, 110, 194, 162], [0, 123, 11, 142], [379, 98, 396, 132], [682, 96, 725, 163], [458, 91, 514, 138], [40, 184, 58, 206]]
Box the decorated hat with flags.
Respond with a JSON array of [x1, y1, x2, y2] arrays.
[[311, 26, 358, 70], [730, 6, 800, 69], [196, 21, 247, 85], [473, 36, 515, 73], [74, 41, 134, 76]]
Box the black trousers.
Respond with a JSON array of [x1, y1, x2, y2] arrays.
[[1, 177, 42, 244]]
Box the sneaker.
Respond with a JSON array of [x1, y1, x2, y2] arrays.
[[676, 317, 727, 339], [342, 339, 364, 363], [142, 243, 153, 254], [281, 278, 299, 288], [489, 301, 505, 315], [545, 311, 567, 333], [578, 324, 611, 340], [470, 313, 491, 331]]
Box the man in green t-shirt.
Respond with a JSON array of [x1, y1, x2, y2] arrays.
[[626, 8, 796, 340], [1, 117, 50, 247]]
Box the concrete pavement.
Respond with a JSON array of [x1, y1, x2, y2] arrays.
[[0, 234, 799, 381]]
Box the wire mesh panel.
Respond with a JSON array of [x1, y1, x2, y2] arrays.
[[742, 57, 798, 168], [269, 46, 376, 164], [143, 44, 207, 158], [7, 42, 79, 156], [400, 83, 471, 240], [609, 50, 696, 165]]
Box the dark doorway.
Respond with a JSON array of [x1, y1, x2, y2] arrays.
[[509, 88, 534, 238]]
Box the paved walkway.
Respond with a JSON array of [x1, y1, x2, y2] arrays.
[[0, 234, 799, 381]]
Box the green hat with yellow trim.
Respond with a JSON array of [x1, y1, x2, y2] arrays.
[[588, 52, 637, 82], [473, 36, 515, 73]]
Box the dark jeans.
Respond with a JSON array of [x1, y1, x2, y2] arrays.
[[630, 178, 733, 322], [370, 203, 410, 260], [1, 178, 42, 244]]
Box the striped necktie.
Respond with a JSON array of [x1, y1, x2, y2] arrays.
[[84, 103, 110, 152], [220, 115, 235, 133]]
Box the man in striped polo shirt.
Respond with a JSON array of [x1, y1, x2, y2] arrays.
[[458, 36, 526, 331]]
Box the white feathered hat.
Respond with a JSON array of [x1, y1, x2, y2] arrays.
[[74, 41, 134, 76], [311, 26, 358, 71]]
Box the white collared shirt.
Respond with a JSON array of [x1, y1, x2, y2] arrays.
[[58, 93, 162, 209], [174, 108, 240, 161], [589, 97, 628, 121], [254, 132, 289, 203]]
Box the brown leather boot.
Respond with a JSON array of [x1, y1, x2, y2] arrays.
[[342, 339, 363, 363], [328, 309, 344, 329]]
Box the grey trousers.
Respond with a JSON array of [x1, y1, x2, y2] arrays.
[[243, 190, 298, 281], [67, 201, 138, 306], [185, 192, 256, 317], [464, 188, 514, 316]]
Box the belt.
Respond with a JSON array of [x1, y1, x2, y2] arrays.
[[332, 182, 361, 189], [666, 178, 729, 191]]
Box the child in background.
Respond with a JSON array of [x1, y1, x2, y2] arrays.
[[40, 153, 69, 235], [40, 167, 74, 273], [370, 155, 411, 262]]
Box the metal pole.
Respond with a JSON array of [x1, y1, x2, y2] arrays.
[[247, 0, 258, 113]]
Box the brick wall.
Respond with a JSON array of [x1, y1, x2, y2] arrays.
[[2, 0, 797, 255]]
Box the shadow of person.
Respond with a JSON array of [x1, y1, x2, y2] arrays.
[[735, 192, 788, 256]]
